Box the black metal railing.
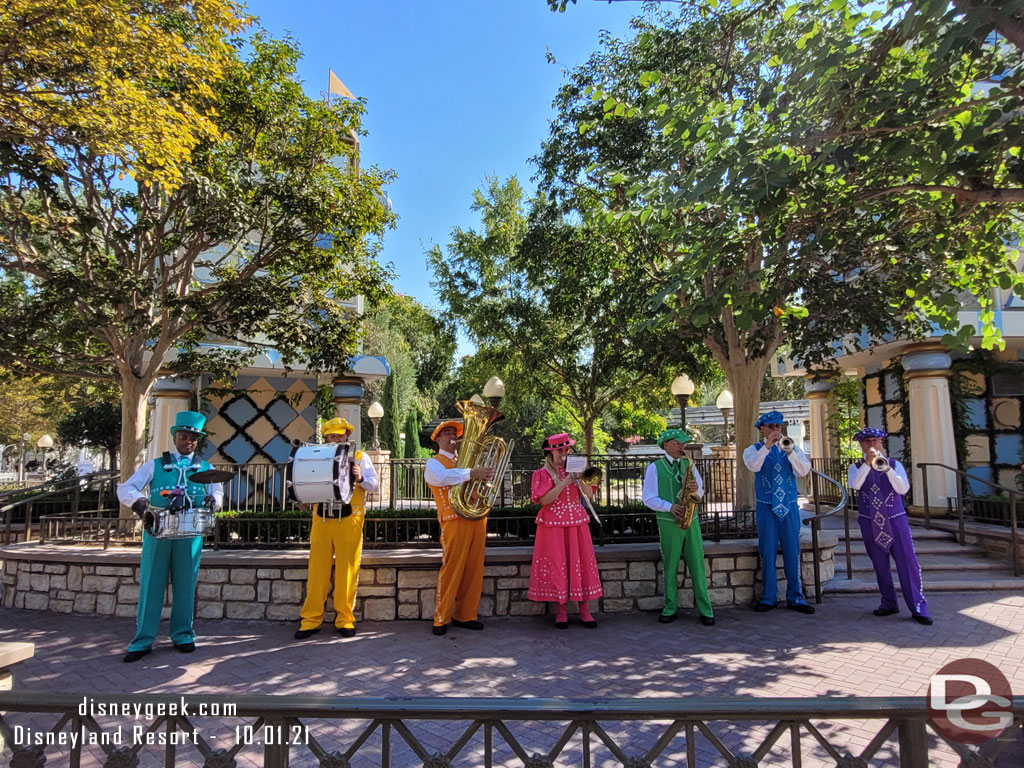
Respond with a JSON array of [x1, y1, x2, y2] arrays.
[[1, 470, 118, 544], [803, 469, 850, 601], [0, 691, 1020, 768], [919, 461, 1021, 577]]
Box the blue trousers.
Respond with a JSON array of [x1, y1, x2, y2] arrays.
[[756, 503, 807, 605], [129, 532, 202, 651]]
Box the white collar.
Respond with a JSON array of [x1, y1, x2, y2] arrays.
[[439, 449, 456, 460]]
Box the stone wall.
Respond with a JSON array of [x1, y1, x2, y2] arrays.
[[1, 537, 835, 622]]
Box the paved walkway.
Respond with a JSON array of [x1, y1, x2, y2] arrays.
[[2, 590, 1023, 766]]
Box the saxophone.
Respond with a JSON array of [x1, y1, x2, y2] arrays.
[[674, 459, 701, 530]]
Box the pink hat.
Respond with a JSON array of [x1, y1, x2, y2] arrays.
[[542, 432, 576, 452]]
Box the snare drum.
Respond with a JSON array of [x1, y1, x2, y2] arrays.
[[151, 506, 215, 539], [287, 443, 354, 504]]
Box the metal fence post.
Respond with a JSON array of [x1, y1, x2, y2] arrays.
[[919, 464, 930, 529], [1010, 490, 1020, 578], [264, 717, 290, 768], [389, 459, 397, 511], [896, 717, 929, 767], [811, 472, 822, 604], [25, 501, 32, 542]]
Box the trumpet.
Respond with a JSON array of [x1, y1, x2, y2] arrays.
[[779, 436, 795, 453], [869, 449, 891, 472]]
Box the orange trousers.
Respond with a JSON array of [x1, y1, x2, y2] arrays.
[[433, 516, 487, 626]]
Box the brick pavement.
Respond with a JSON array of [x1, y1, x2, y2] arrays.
[[1, 591, 1022, 767]]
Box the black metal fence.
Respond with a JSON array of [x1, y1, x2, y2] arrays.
[[0, 690, 1020, 768]]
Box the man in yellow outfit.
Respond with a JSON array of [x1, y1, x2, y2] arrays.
[[294, 417, 379, 640], [426, 420, 494, 636]]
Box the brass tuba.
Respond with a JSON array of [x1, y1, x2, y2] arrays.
[[449, 399, 515, 520], [674, 459, 701, 530]]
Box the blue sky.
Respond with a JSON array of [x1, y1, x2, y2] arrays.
[[244, 0, 641, 316]]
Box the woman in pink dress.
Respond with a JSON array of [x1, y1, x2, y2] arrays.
[[527, 432, 603, 629]]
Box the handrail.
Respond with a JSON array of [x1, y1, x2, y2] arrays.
[[1, 470, 118, 545], [804, 468, 850, 602], [918, 461, 1020, 577]]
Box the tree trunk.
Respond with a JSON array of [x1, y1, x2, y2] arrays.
[[119, 375, 152, 513], [583, 418, 595, 457], [107, 446, 118, 473], [723, 357, 771, 512]]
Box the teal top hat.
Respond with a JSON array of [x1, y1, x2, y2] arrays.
[[170, 410, 208, 437]]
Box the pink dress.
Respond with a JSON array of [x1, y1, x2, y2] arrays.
[[526, 465, 603, 603]]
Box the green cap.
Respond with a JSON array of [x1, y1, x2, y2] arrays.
[[657, 428, 692, 448]]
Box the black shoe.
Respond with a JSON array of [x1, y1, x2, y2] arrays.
[[123, 649, 151, 663], [699, 615, 716, 626], [581, 618, 598, 628], [912, 613, 934, 626], [658, 613, 677, 624], [787, 602, 816, 614], [873, 607, 899, 617], [753, 602, 776, 613], [294, 627, 321, 640], [338, 627, 356, 638], [451, 619, 484, 631], [554, 621, 568, 630], [432, 624, 448, 636], [173, 641, 196, 653]]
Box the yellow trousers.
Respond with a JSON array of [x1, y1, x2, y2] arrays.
[[433, 516, 487, 626], [299, 513, 364, 630]]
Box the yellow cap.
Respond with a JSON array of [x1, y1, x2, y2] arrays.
[[322, 417, 355, 436]]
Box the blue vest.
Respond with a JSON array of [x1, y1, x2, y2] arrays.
[[148, 453, 212, 509], [752, 444, 798, 519]]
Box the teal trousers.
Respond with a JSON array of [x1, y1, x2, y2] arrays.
[[129, 531, 202, 651], [656, 516, 713, 618]]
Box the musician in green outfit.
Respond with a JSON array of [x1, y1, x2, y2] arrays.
[[641, 429, 715, 626]]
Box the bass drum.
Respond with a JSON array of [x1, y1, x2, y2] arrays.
[[287, 443, 354, 504]]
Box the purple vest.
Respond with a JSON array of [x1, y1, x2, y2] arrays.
[[855, 459, 906, 551]]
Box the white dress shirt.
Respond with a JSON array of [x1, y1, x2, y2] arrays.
[[117, 452, 224, 507], [741, 442, 812, 478], [848, 459, 910, 495], [642, 454, 705, 513], [424, 449, 471, 487]]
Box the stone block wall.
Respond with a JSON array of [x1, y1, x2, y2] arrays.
[[1, 537, 835, 622]]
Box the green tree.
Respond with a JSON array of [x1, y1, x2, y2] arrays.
[[56, 402, 122, 471], [1, 0, 249, 189], [0, 32, 395, 482], [537, 4, 1022, 506], [403, 408, 422, 458], [430, 176, 713, 455], [378, 371, 401, 453]]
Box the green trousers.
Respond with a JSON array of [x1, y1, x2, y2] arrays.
[[656, 515, 713, 618], [129, 531, 202, 651]]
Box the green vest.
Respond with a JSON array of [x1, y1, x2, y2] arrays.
[[148, 453, 212, 509], [654, 456, 690, 522]]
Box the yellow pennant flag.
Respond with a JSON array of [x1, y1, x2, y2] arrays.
[[328, 69, 354, 100]]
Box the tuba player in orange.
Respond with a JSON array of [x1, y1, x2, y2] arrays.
[[426, 420, 495, 635]]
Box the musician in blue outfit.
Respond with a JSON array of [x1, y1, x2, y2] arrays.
[[741, 411, 815, 614], [116, 411, 223, 662]]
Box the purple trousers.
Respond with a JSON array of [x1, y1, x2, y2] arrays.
[[858, 514, 929, 617]]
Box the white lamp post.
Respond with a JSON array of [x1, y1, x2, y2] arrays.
[[671, 374, 696, 430], [19, 432, 30, 483], [36, 434, 54, 477], [716, 390, 734, 445], [483, 376, 506, 409], [367, 401, 384, 450]]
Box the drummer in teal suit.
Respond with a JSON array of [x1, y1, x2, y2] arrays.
[[116, 411, 223, 663]]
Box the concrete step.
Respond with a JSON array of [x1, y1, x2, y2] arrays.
[[824, 574, 1024, 594], [834, 540, 972, 557], [834, 556, 1005, 576]]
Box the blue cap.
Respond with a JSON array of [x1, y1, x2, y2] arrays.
[[854, 427, 886, 441], [755, 411, 784, 428]]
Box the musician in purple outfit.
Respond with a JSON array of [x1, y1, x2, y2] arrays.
[[847, 427, 933, 625]]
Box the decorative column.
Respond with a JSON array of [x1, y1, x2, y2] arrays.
[[902, 346, 958, 509], [333, 377, 390, 506], [804, 377, 836, 460], [146, 377, 193, 462], [331, 377, 366, 447]]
